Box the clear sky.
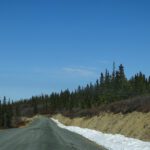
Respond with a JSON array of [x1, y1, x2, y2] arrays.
[[0, 0, 150, 100]]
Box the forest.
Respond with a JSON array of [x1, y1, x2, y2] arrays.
[[0, 63, 150, 128]]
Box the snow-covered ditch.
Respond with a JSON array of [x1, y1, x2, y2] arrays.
[[51, 118, 150, 150]]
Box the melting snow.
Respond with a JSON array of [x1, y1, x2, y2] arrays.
[[51, 118, 150, 150]]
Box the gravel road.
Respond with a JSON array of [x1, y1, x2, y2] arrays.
[[0, 117, 106, 150]]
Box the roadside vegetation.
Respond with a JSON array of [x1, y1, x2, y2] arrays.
[[0, 63, 150, 128]]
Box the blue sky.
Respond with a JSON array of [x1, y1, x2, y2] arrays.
[[0, 0, 150, 100]]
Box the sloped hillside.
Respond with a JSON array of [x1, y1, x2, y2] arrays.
[[53, 112, 150, 141]]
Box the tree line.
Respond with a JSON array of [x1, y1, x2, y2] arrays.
[[0, 97, 13, 128], [1, 63, 150, 128], [48, 63, 150, 111]]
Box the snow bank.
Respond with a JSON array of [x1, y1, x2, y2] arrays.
[[51, 118, 150, 150]]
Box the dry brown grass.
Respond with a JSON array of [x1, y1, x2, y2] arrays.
[[53, 112, 150, 141]]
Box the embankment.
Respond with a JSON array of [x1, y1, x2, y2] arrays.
[[53, 112, 150, 141]]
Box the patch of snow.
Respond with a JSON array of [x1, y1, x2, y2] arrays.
[[51, 118, 150, 150]]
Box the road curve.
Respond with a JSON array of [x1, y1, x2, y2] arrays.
[[0, 117, 106, 150]]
